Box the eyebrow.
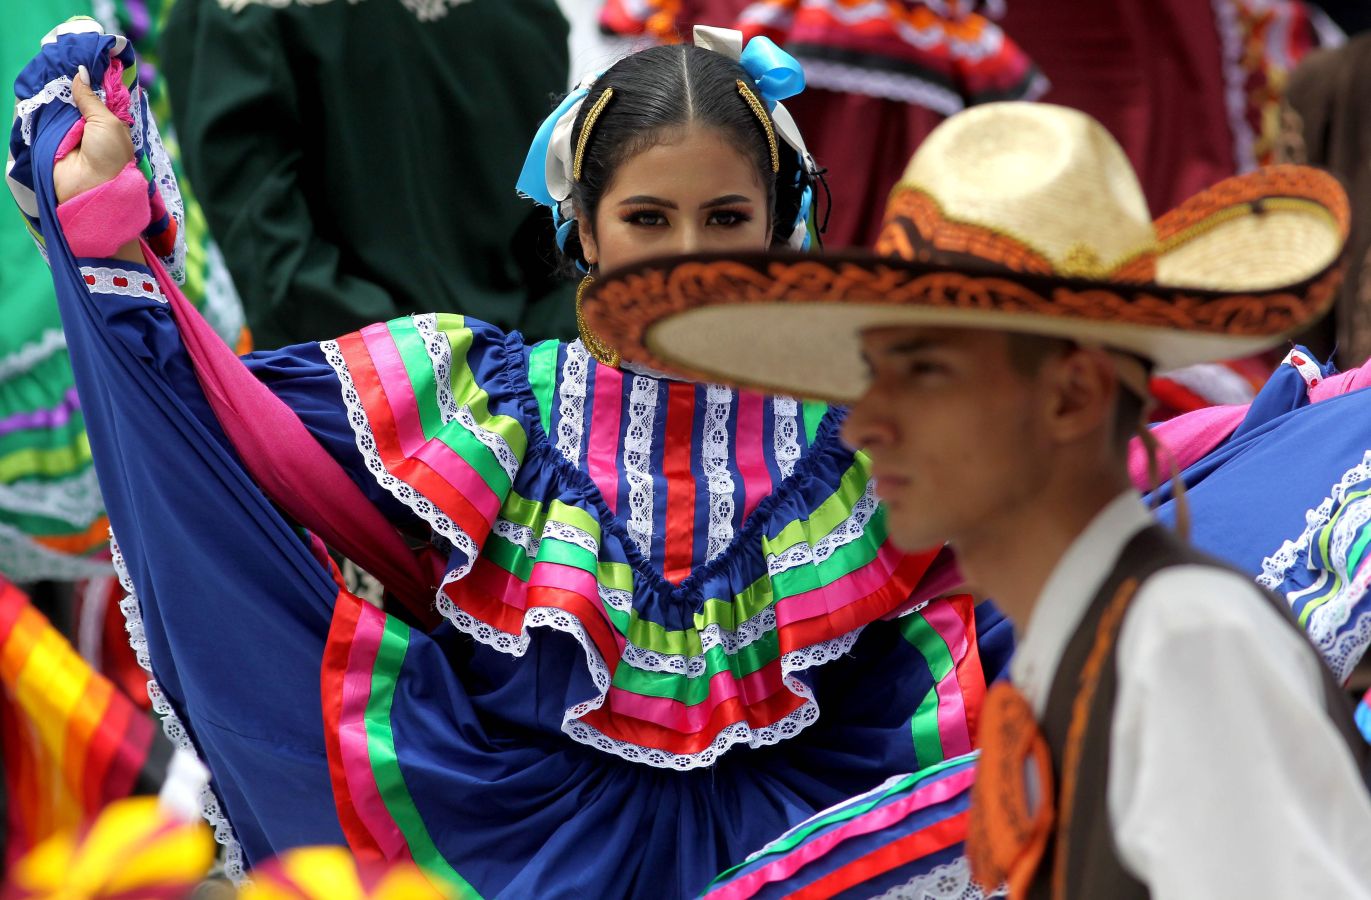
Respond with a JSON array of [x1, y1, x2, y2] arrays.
[[618, 195, 677, 209], [616, 194, 754, 210], [700, 194, 752, 209]]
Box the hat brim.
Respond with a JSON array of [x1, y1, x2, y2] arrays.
[[583, 252, 1342, 404]]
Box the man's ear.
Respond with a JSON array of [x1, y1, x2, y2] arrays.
[[1040, 346, 1117, 445], [577, 215, 598, 268]]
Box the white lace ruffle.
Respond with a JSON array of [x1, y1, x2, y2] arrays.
[[620, 604, 780, 676], [767, 480, 879, 576], [0, 517, 112, 582], [773, 397, 801, 480], [873, 856, 1004, 900], [321, 338, 481, 579], [111, 535, 247, 884], [0, 328, 66, 381], [434, 551, 863, 769], [1211, 0, 1257, 174], [14, 76, 83, 147], [624, 374, 658, 557], [1306, 492, 1371, 682], [555, 340, 590, 467], [703, 385, 737, 561], [132, 89, 187, 282], [1258, 451, 1371, 683], [411, 314, 520, 482], [800, 57, 965, 114]]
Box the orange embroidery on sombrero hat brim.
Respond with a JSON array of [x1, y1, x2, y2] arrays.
[[584, 104, 1351, 401]]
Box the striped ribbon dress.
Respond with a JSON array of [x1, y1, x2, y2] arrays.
[[9, 28, 1013, 897]]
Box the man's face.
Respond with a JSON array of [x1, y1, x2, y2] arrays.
[[842, 326, 1055, 551]]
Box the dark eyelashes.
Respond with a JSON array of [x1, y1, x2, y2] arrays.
[[618, 209, 754, 227]]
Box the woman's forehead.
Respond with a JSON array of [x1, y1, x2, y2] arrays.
[[603, 127, 768, 199]]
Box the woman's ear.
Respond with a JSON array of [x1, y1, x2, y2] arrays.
[[577, 216, 599, 268]]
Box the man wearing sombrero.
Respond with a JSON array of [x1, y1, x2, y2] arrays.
[[586, 103, 1371, 898]]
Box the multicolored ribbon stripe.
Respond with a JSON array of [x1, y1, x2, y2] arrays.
[[324, 314, 946, 763], [701, 755, 980, 899]]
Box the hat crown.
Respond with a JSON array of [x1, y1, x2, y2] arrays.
[[902, 103, 1156, 278]]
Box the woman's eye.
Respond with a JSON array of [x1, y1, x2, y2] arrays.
[[708, 210, 752, 227], [623, 210, 668, 227]]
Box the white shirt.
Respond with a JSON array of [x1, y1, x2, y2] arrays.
[[1010, 492, 1371, 899]]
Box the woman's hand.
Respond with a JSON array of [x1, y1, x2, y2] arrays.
[[53, 66, 134, 204]]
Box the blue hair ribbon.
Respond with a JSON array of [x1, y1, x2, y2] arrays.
[[738, 36, 805, 109]]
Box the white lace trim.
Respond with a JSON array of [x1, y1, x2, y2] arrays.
[[14, 76, 83, 147], [600, 585, 632, 612], [111, 535, 247, 884], [620, 606, 778, 677], [703, 384, 737, 561], [800, 57, 965, 114], [321, 338, 481, 579], [1306, 493, 1371, 682], [1278, 347, 1325, 391], [1212, 0, 1257, 173], [0, 447, 103, 526], [415, 312, 457, 422], [773, 397, 802, 480], [133, 89, 187, 282], [435, 562, 868, 769], [412, 314, 520, 482], [624, 374, 658, 557], [0, 517, 111, 582], [217, 0, 473, 19], [767, 480, 880, 576], [1258, 451, 1371, 682], [80, 265, 166, 302], [874, 856, 1003, 900], [555, 340, 590, 466], [489, 516, 598, 561], [0, 328, 66, 381]]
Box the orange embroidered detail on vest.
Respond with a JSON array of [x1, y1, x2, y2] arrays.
[[967, 682, 1055, 897], [1051, 577, 1139, 900]]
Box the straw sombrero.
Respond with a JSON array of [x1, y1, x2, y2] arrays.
[[582, 102, 1348, 403]]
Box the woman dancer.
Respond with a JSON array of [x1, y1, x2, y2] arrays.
[[8, 22, 1009, 896]]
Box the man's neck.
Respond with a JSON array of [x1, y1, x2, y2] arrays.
[[955, 468, 1133, 627]]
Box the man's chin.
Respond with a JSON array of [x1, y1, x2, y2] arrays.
[[885, 517, 946, 555]]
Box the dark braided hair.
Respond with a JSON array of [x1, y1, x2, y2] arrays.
[[561, 43, 813, 271]]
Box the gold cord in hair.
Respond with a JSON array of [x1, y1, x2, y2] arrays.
[[574, 88, 616, 183], [575, 274, 620, 367], [736, 80, 780, 173]]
